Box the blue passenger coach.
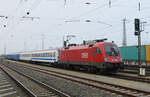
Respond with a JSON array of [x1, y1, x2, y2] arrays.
[[5, 54, 20, 60]]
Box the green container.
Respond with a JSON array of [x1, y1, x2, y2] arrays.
[[120, 45, 146, 61]]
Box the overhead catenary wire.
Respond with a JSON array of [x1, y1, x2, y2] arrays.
[[14, 0, 29, 14], [3, 0, 42, 31], [26, 0, 42, 15], [72, 0, 119, 20], [63, 0, 123, 28]]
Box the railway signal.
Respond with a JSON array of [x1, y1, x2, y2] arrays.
[[134, 18, 146, 76], [134, 19, 140, 35]]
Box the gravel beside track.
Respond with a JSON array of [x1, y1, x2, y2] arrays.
[[119, 68, 150, 76], [110, 72, 150, 83], [0, 68, 19, 97], [6, 60, 150, 92], [0, 65, 30, 97], [3, 63, 121, 97], [0, 64, 70, 97], [3, 60, 150, 97]]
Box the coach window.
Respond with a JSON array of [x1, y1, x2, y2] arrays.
[[50, 53, 52, 57], [51, 53, 53, 57], [53, 52, 55, 57], [46, 53, 48, 57], [96, 48, 101, 54], [52, 53, 54, 57], [45, 53, 47, 57]]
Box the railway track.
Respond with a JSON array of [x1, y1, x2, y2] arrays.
[[3, 62, 150, 97], [0, 64, 70, 97], [109, 72, 150, 84], [119, 69, 150, 76], [0, 68, 21, 97], [4, 60, 150, 84], [118, 65, 150, 80], [30, 61, 150, 84], [124, 65, 150, 71], [33, 62, 150, 83]]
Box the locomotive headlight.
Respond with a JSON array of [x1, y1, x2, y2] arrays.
[[104, 57, 108, 62]]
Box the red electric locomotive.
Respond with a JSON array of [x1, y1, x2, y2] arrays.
[[59, 39, 123, 73]]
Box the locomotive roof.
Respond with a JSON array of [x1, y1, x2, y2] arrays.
[[63, 42, 116, 50]]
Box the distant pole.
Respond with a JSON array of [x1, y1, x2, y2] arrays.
[[138, 2, 141, 11], [41, 34, 45, 50], [138, 21, 147, 70], [42, 38, 44, 50], [109, 0, 111, 8], [4, 45, 6, 55], [24, 42, 27, 52], [122, 18, 127, 46], [138, 30, 141, 69], [64, 0, 66, 6]]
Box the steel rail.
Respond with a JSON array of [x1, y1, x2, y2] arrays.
[[5, 63, 150, 97], [1, 65, 71, 97], [0, 65, 36, 97]]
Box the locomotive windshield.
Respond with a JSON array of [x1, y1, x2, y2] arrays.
[[104, 45, 119, 56]]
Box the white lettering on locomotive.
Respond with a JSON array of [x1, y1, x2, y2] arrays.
[[81, 53, 88, 58]]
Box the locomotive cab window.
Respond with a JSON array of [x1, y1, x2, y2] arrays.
[[96, 48, 101, 54], [104, 45, 119, 56]]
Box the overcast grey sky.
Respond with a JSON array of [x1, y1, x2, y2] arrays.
[[0, 0, 150, 54]]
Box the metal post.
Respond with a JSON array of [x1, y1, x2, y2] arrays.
[[4, 45, 6, 55], [109, 0, 111, 8], [138, 22, 147, 76], [24, 42, 27, 52], [41, 34, 45, 50], [42, 38, 44, 50], [138, 31, 142, 75], [138, 2, 141, 12], [122, 18, 127, 46]]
